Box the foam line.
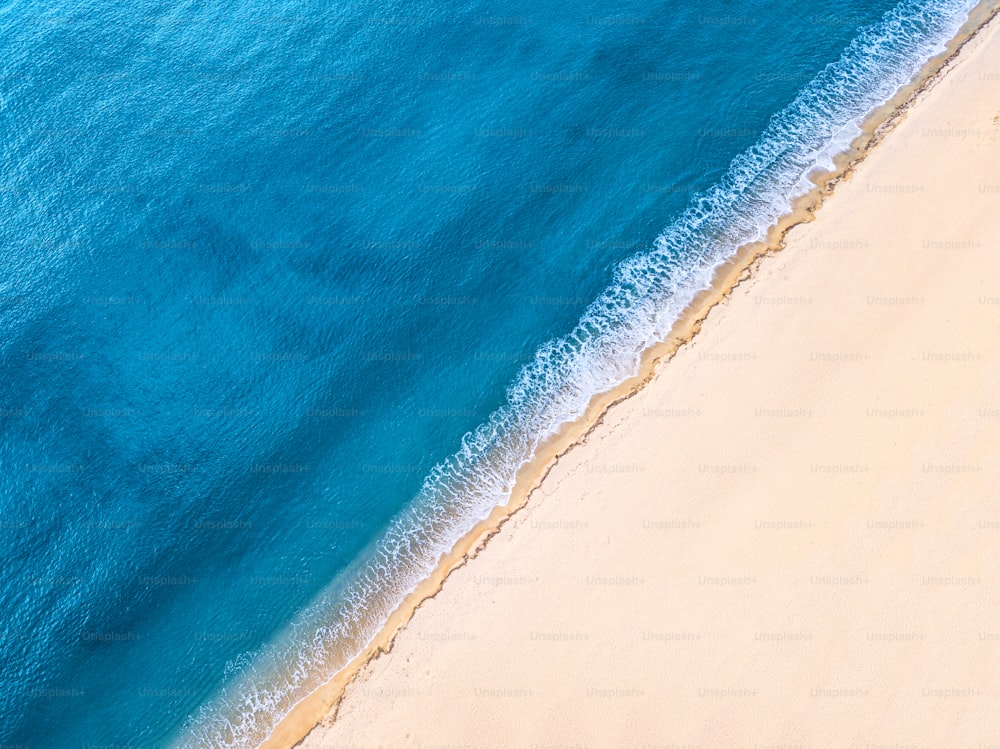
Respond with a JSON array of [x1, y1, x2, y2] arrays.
[[175, 0, 977, 745]]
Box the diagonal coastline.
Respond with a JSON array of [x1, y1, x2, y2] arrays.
[[183, 1, 1000, 746]]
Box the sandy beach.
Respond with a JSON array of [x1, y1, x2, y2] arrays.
[[284, 9, 1000, 749]]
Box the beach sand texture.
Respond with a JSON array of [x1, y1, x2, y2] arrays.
[[294, 13, 1000, 749]]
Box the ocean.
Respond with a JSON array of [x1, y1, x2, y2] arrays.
[[0, 0, 976, 745]]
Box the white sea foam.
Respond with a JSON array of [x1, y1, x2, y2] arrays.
[[175, 0, 978, 745]]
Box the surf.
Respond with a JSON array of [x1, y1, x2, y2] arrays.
[[174, 0, 978, 745]]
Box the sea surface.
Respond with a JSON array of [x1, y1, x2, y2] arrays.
[[0, 0, 976, 745]]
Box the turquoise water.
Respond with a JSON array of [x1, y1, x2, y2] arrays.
[[0, 0, 974, 745]]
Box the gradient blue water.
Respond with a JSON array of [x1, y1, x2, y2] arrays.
[[0, 0, 973, 745]]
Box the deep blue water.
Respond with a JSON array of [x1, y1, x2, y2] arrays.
[[0, 0, 975, 745]]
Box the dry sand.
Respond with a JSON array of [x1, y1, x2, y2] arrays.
[[292, 12, 1000, 749]]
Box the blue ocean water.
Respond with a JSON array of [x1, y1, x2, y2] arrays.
[[0, 0, 975, 745]]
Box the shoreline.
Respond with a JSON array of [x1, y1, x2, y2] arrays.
[[260, 3, 1000, 746]]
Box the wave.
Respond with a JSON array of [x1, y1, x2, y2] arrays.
[[175, 0, 978, 745]]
